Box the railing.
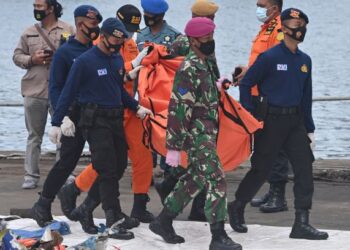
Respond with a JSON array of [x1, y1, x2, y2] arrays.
[[0, 97, 350, 107]]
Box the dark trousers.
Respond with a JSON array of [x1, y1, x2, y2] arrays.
[[235, 113, 314, 210], [42, 107, 85, 199], [83, 114, 128, 211], [267, 150, 290, 184]]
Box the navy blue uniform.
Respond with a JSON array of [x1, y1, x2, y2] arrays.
[[52, 46, 138, 126], [240, 41, 314, 132], [234, 41, 315, 211], [41, 37, 92, 202]]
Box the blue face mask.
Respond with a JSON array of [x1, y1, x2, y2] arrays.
[[256, 7, 268, 23]]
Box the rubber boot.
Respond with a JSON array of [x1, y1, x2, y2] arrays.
[[130, 194, 155, 223], [209, 222, 242, 250], [260, 182, 288, 213], [250, 191, 270, 207], [188, 190, 206, 222], [289, 210, 329, 240], [105, 209, 134, 240], [227, 200, 248, 233], [149, 207, 185, 244], [57, 181, 81, 220], [32, 195, 54, 227], [70, 196, 99, 234], [155, 174, 178, 204]]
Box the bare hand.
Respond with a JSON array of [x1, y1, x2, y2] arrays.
[[233, 66, 248, 86], [31, 50, 52, 65]]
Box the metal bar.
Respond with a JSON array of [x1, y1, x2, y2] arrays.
[[0, 97, 350, 107]]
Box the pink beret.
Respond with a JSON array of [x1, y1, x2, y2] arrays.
[[184, 17, 216, 37]]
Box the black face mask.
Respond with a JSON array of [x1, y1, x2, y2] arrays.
[[103, 39, 122, 53], [82, 24, 100, 41], [34, 9, 47, 21], [198, 40, 215, 56], [144, 14, 163, 27], [285, 25, 307, 42]]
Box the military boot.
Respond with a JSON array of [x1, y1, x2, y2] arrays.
[[105, 209, 134, 240], [260, 182, 288, 213], [130, 194, 155, 223], [32, 195, 54, 227], [250, 191, 271, 207], [149, 207, 185, 244], [227, 200, 248, 233], [70, 196, 100, 234], [154, 174, 178, 204], [209, 222, 242, 250], [188, 190, 206, 222], [57, 182, 81, 220], [289, 210, 329, 240]]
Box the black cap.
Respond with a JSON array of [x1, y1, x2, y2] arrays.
[[101, 17, 129, 38], [74, 5, 103, 23], [117, 4, 141, 32], [281, 8, 309, 24]]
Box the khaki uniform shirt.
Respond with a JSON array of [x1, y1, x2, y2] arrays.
[[13, 20, 74, 99]]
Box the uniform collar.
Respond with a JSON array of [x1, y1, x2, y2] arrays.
[[144, 20, 168, 35], [280, 41, 301, 55], [39, 20, 65, 31], [187, 49, 210, 71], [69, 36, 92, 48], [93, 45, 120, 58], [261, 15, 280, 29]]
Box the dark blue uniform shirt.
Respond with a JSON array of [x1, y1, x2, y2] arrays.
[[49, 36, 92, 110], [52, 46, 138, 126], [240, 41, 315, 133]]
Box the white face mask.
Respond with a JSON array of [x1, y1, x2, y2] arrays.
[[256, 6, 269, 23]]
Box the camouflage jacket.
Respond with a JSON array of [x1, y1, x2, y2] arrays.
[[169, 35, 190, 56], [166, 49, 220, 151]]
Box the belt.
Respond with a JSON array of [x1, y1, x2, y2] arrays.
[[95, 107, 124, 118], [268, 106, 299, 115]]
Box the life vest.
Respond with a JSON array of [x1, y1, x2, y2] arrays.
[[138, 43, 263, 171]]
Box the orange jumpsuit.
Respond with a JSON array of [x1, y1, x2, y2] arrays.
[[249, 16, 283, 96], [75, 39, 154, 194]]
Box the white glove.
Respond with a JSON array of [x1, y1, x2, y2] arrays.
[[60, 116, 75, 137], [131, 47, 149, 68], [136, 105, 153, 119], [125, 65, 143, 81], [308, 133, 315, 150], [48, 126, 62, 144]]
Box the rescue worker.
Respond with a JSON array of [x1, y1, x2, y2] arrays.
[[149, 17, 242, 250], [155, 0, 219, 222], [12, 0, 74, 189], [30, 5, 102, 230], [48, 18, 152, 237], [227, 8, 329, 240], [57, 5, 155, 231], [136, 0, 181, 51], [240, 0, 290, 213]]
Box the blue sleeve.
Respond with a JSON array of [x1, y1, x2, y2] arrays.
[[49, 50, 69, 111], [120, 82, 138, 111], [51, 59, 85, 126], [302, 59, 315, 133], [239, 53, 269, 111]]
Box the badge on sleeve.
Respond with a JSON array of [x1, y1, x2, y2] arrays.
[[178, 86, 189, 95], [301, 64, 308, 73]]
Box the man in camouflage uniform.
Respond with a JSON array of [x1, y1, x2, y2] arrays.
[[149, 17, 242, 250]]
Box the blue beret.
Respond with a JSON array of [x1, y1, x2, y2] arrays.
[[141, 0, 169, 14], [101, 18, 129, 38], [281, 8, 309, 24], [74, 5, 103, 22]]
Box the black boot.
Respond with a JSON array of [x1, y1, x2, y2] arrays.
[[105, 209, 134, 240], [57, 182, 81, 220], [260, 182, 288, 213], [227, 200, 248, 233], [155, 174, 178, 204], [130, 194, 155, 223], [149, 207, 185, 244], [209, 222, 242, 250], [32, 195, 54, 227], [290, 210, 329, 240], [115, 212, 140, 229], [70, 196, 100, 234], [250, 191, 270, 207], [188, 190, 206, 222]]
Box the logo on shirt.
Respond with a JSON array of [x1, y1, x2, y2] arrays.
[[277, 64, 288, 71], [97, 68, 108, 76], [301, 64, 308, 73], [164, 35, 171, 42]]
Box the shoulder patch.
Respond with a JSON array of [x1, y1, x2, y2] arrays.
[[301, 64, 308, 73], [178, 86, 189, 96]]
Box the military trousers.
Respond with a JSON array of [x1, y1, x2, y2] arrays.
[[164, 146, 227, 224], [235, 112, 314, 210]]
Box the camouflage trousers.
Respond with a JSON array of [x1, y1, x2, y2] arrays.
[[164, 146, 227, 224]]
